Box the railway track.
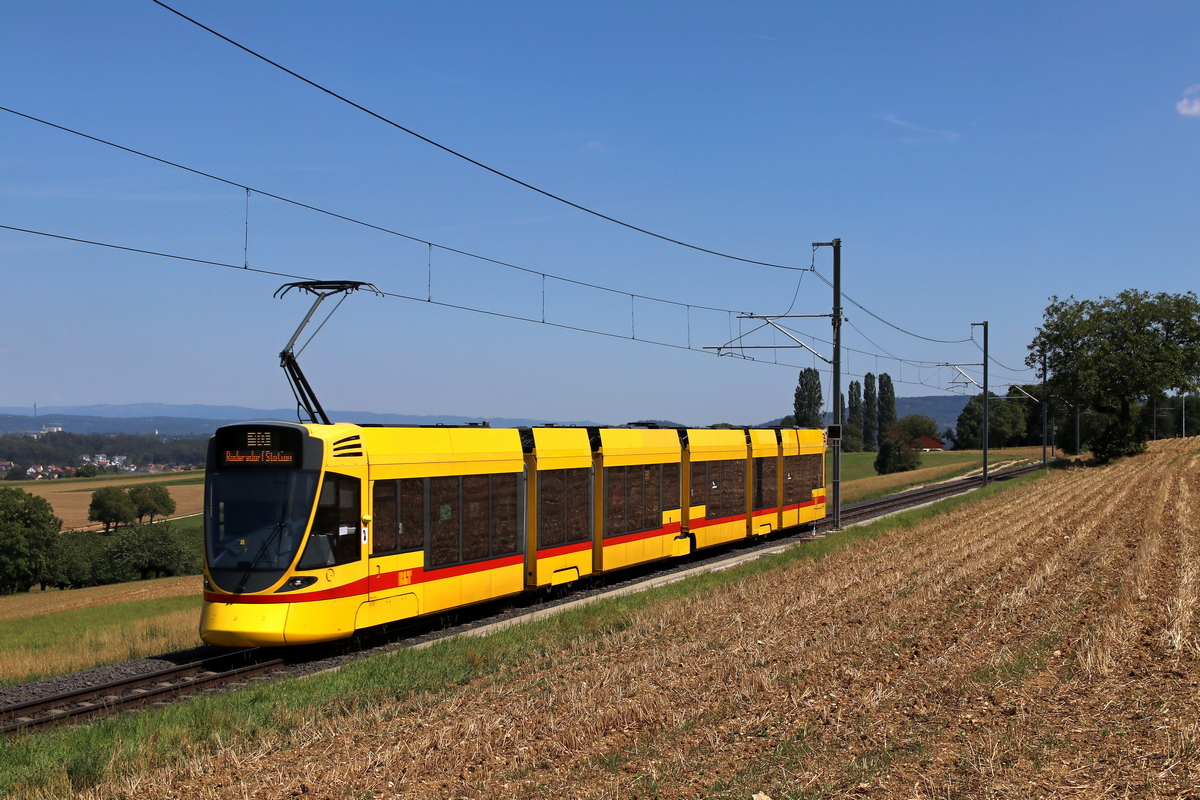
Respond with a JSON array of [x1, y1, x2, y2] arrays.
[[0, 649, 284, 736], [826, 461, 1045, 531], [1, 460, 1047, 737]]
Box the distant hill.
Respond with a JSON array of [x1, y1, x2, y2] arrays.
[[894, 396, 970, 432], [795, 395, 971, 434], [0, 405, 607, 437]]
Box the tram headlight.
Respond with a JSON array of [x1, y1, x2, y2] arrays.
[[275, 575, 319, 593]]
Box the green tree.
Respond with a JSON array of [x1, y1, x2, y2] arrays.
[[793, 368, 824, 428], [848, 380, 863, 433], [954, 394, 990, 449], [941, 427, 956, 449], [877, 373, 897, 435], [4, 465, 26, 481], [954, 393, 1029, 449], [892, 414, 939, 442], [127, 485, 176, 523], [840, 422, 863, 453], [874, 430, 922, 475], [1029, 290, 1200, 460], [0, 487, 62, 593], [862, 373, 878, 451], [88, 486, 136, 532], [75, 463, 98, 478]]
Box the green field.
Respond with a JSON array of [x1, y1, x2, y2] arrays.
[[826, 449, 982, 482]]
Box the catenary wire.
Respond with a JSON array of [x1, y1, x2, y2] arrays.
[[971, 335, 1034, 372], [0, 222, 814, 368], [809, 269, 973, 344], [4, 105, 987, 378], [150, 0, 805, 273], [0, 104, 747, 316], [5, 218, 970, 395]]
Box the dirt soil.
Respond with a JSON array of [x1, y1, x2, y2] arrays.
[[109, 440, 1200, 799]]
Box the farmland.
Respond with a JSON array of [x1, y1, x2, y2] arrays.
[[17, 438, 1190, 799], [17, 472, 204, 530]]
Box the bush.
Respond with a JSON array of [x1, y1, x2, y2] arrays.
[[1090, 419, 1148, 462], [874, 436, 922, 475], [52, 523, 202, 589]]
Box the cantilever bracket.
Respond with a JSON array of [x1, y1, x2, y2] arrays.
[[275, 281, 382, 425]]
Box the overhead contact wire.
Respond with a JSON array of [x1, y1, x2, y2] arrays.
[[810, 269, 972, 344], [0, 104, 747, 317], [150, 0, 804, 272], [0, 223, 802, 367]]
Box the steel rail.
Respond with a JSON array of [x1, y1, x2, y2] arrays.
[[0, 650, 282, 736]]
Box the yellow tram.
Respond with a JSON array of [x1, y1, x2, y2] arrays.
[[200, 422, 826, 647]]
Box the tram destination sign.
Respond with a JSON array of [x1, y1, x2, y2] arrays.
[[215, 426, 304, 469]]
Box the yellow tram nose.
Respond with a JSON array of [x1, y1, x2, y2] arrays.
[[200, 600, 290, 647]]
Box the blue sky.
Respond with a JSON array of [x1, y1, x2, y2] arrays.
[[1, 1, 1197, 426]]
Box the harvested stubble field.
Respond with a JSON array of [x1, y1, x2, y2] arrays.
[[20, 472, 204, 530], [84, 438, 1200, 800]]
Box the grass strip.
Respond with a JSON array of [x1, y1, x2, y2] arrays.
[[0, 468, 1046, 799], [0, 596, 203, 688]]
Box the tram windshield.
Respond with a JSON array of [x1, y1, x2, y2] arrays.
[[205, 469, 320, 593]]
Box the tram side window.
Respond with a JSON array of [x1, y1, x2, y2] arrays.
[[538, 468, 590, 549], [628, 466, 646, 532], [298, 472, 361, 569], [707, 459, 746, 520], [689, 461, 708, 508], [604, 464, 668, 538], [371, 479, 426, 556], [491, 473, 520, 556], [801, 453, 823, 493], [644, 465, 660, 528], [605, 466, 626, 537], [462, 474, 490, 561], [704, 460, 723, 518], [783, 455, 801, 506], [538, 469, 565, 548], [754, 456, 778, 510], [425, 473, 522, 570], [400, 479, 425, 550], [662, 463, 681, 511], [372, 481, 398, 554], [429, 476, 459, 567], [563, 468, 590, 544]]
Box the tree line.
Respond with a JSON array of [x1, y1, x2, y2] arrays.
[[0, 431, 207, 476], [949, 290, 1200, 462], [88, 485, 177, 531], [0, 486, 200, 594], [788, 367, 903, 454], [1027, 290, 1200, 460]]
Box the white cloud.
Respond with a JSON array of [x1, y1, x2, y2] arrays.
[[881, 113, 960, 144], [1177, 85, 1200, 117]]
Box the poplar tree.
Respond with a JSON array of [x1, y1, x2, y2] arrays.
[[848, 380, 863, 432], [863, 373, 878, 451], [793, 368, 824, 428], [878, 373, 898, 436]]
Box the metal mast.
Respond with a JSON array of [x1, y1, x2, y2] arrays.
[[812, 239, 842, 529]]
